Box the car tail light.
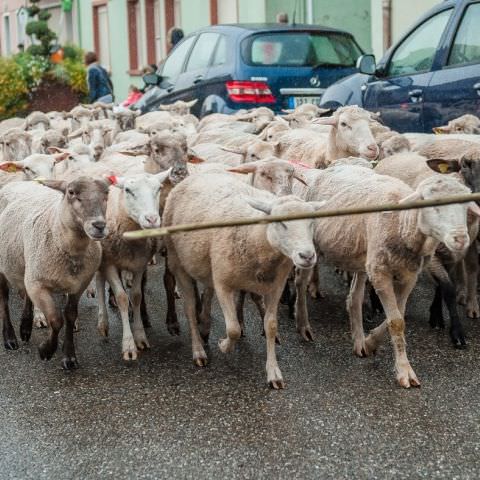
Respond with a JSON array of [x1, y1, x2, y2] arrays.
[[226, 80, 276, 104]]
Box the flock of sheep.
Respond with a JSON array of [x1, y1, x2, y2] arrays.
[[0, 100, 479, 389]]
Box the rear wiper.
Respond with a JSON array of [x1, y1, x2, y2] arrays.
[[311, 62, 348, 69]]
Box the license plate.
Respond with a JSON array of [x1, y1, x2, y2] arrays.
[[288, 96, 322, 108]]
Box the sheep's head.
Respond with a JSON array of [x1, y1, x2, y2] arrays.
[[426, 146, 480, 194], [70, 106, 94, 129], [108, 172, 173, 229], [377, 133, 411, 159], [24, 111, 50, 132], [433, 114, 480, 134], [0, 152, 69, 180], [41, 176, 110, 240], [39, 129, 68, 153], [220, 140, 278, 163], [246, 195, 323, 269], [147, 132, 188, 172], [159, 99, 198, 116], [315, 106, 379, 160], [0, 129, 32, 162], [402, 175, 480, 253], [114, 109, 140, 132], [229, 158, 307, 196]]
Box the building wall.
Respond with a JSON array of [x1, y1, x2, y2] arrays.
[[179, 0, 210, 34]]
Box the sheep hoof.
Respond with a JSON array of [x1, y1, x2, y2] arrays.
[[166, 319, 180, 336], [457, 291, 467, 305], [33, 315, 48, 329], [451, 330, 467, 349], [218, 337, 236, 353], [122, 337, 138, 361], [20, 325, 32, 343], [122, 350, 138, 361], [61, 357, 78, 370], [267, 367, 285, 390], [353, 339, 369, 358], [97, 322, 109, 337], [193, 354, 208, 367], [134, 332, 150, 350], [86, 288, 96, 299], [466, 302, 480, 319], [296, 324, 314, 342], [38, 342, 55, 360], [397, 367, 420, 389], [4, 339, 19, 350]]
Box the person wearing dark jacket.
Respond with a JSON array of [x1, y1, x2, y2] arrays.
[[84, 51, 114, 103]]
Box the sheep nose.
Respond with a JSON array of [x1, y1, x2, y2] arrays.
[[146, 214, 159, 226], [92, 220, 106, 231], [454, 234, 469, 249], [299, 251, 315, 262]]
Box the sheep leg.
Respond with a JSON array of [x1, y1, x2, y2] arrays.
[[172, 264, 207, 366], [105, 266, 138, 361], [294, 267, 315, 341], [198, 287, 214, 343], [19, 295, 34, 343], [96, 271, 109, 337], [131, 271, 150, 351], [308, 264, 324, 299], [164, 254, 180, 336], [235, 291, 246, 337], [62, 293, 80, 370], [29, 285, 63, 361], [263, 289, 285, 389], [347, 272, 368, 357], [464, 242, 479, 318], [140, 270, 151, 328], [428, 258, 465, 347], [366, 272, 420, 388], [280, 281, 295, 319], [429, 286, 445, 329], [0, 274, 17, 350], [33, 305, 48, 329], [215, 284, 242, 354], [456, 260, 467, 305]]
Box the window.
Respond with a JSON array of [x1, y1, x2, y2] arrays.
[[161, 35, 196, 80], [93, 3, 111, 70], [242, 32, 362, 67], [211, 35, 227, 66], [388, 9, 452, 77], [16, 8, 29, 48], [2, 14, 11, 56], [127, 0, 146, 72], [448, 3, 480, 67], [185, 33, 220, 71], [135, 1, 146, 68]]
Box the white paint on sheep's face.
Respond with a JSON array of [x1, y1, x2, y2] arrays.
[[116, 173, 169, 229], [410, 176, 473, 253], [247, 196, 322, 269]]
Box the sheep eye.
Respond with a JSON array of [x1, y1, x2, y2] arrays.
[[340, 122, 348, 128], [125, 188, 134, 196], [5, 142, 10, 147], [24, 166, 31, 172], [68, 189, 75, 196]]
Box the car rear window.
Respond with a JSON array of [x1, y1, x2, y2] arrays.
[[241, 32, 362, 67]]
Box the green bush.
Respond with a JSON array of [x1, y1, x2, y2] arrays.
[[63, 44, 84, 63], [0, 58, 29, 120]]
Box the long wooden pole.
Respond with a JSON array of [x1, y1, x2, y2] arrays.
[[123, 192, 480, 240]]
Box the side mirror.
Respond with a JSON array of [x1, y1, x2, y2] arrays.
[[356, 54, 376, 75], [143, 73, 162, 86]]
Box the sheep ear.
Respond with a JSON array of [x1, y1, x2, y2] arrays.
[[426, 159, 460, 174], [186, 99, 198, 108], [310, 200, 327, 210], [433, 126, 450, 134], [68, 127, 85, 139], [39, 180, 67, 193], [219, 145, 245, 155], [103, 174, 126, 188], [187, 150, 205, 164], [227, 163, 258, 174], [313, 116, 337, 126], [245, 197, 273, 215], [468, 202, 480, 217], [399, 191, 422, 204], [293, 170, 308, 186], [155, 169, 171, 185], [0, 161, 23, 173]]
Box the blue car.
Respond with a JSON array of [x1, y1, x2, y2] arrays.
[[320, 0, 480, 133], [135, 23, 364, 117]]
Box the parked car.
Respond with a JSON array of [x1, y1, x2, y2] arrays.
[[134, 23, 365, 117], [321, 0, 480, 133]]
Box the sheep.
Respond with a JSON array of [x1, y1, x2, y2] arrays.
[[0, 129, 32, 162], [136, 111, 177, 130], [0, 117, 26, 134], [405, 133, 480, 151], [46, 111, 71, 133], [163, 173, 323, 388], [191, 140, 279, 166], [375, 153, 480, 334], [189, 128, 258, 148], [433, 114, 480, 134], [32, 128, 69, 154], [0, 152, 69, 188], [0, 176, 109, 369], [95, 170, 174, 360], [111, 109, 141, 141], [294, 164, 479, 387], [375, 131, 411, 159], [257, 120, 290, 142], [24, 111, 50, 132], [159, 99, 198, 116], [276, 106, 379, 168], [70, 105, 94, 131], [282, 104, 332, 119]]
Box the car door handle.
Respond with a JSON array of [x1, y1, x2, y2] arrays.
[[193, 75, 204, 85], [408, 89, 423, 98], [166, 86, 174, 93]]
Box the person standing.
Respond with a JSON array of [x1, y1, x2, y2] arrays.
[[84, 51, 114, 104], [167, 27, 184, 52]]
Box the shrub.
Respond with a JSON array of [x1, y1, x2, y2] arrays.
[[63, 44, 84, 63], [14, 53, 50, 90], [0, 58, 29, 120]]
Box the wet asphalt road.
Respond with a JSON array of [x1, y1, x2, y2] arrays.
[[1, 264, 480, 479]]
